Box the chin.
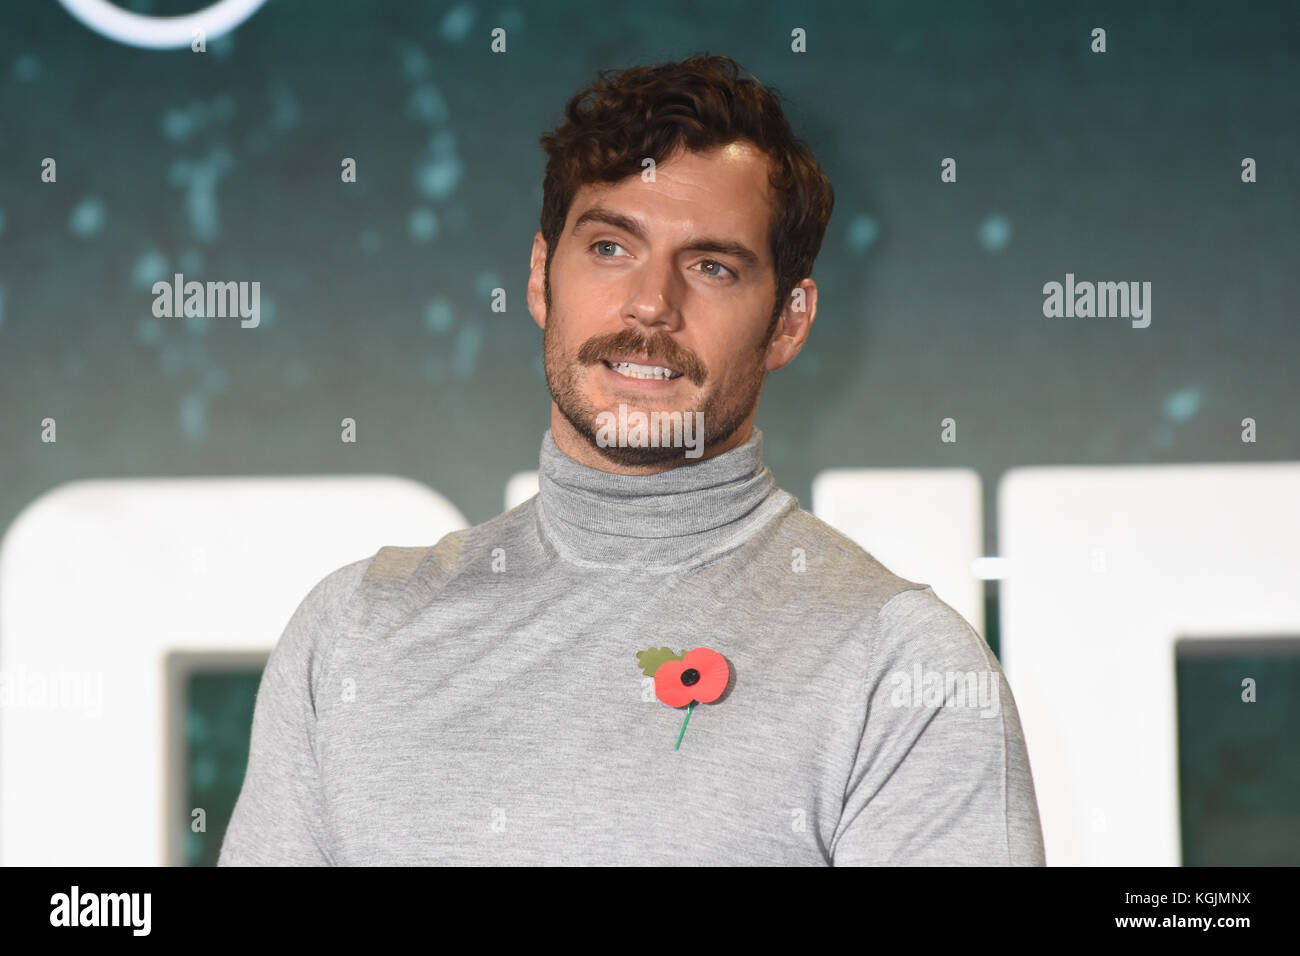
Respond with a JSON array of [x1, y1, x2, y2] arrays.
[[588, 441, 692, 468]]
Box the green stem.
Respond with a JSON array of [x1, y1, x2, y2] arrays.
[[675, 700, 696, 750]]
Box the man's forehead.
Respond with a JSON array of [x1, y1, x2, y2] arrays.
[[581, 141, 770, 201], [566, 145, 774, 255]]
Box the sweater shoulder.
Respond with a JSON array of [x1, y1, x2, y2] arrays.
[[349, 498, 541, 621], [773, 508, 993, 673], [769, 503, 932, 614]]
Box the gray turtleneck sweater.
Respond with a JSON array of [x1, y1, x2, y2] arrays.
[[219, 428, 1046, 866]]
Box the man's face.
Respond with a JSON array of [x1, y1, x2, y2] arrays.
[[529, 141, 799, 470]]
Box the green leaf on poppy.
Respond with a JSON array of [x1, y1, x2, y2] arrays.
[[635, 646, 686, 677]]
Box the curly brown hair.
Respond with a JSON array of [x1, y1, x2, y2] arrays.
[[538, 53, 834, 336]]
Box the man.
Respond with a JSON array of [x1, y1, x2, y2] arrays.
[[219, 53, 1046, 866]]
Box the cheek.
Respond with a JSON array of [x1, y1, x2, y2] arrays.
[[558, 255, 618, 305], [709, 330, 768, 377]]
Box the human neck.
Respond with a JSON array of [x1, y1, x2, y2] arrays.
[[533, 421, 785, 573]]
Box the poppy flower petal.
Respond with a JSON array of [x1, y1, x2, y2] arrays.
[[681, 647, 729, 703], [654, 660, 695, 707]]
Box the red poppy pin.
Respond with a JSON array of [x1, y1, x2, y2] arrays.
[[635, 646, 730, 750]]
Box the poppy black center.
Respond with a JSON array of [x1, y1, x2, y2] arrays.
[[681, 668, 700, 686]]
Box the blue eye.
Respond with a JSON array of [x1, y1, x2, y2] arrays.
[[589, 242, 735, 281], [698, 259, 735, 280]]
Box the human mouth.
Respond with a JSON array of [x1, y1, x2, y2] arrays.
[[602, 360, 684, 382]]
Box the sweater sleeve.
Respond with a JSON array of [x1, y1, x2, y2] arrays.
[[217, 559, 369, 866], [831, 587, 1046, 866]]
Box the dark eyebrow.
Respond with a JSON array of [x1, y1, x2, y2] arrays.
[[571, 204, 762, 269]]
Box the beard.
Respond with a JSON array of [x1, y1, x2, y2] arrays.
[[543, 312, 769, 468]]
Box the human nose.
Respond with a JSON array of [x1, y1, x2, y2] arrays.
[[620, 255, 684, 334]]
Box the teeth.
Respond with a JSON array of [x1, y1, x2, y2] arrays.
[[607, 361, 680, 381]]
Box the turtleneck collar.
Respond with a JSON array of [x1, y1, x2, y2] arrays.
[[533, 427, 792, 573]]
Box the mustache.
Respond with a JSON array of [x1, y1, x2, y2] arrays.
[[575, 329, 706, 385]]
